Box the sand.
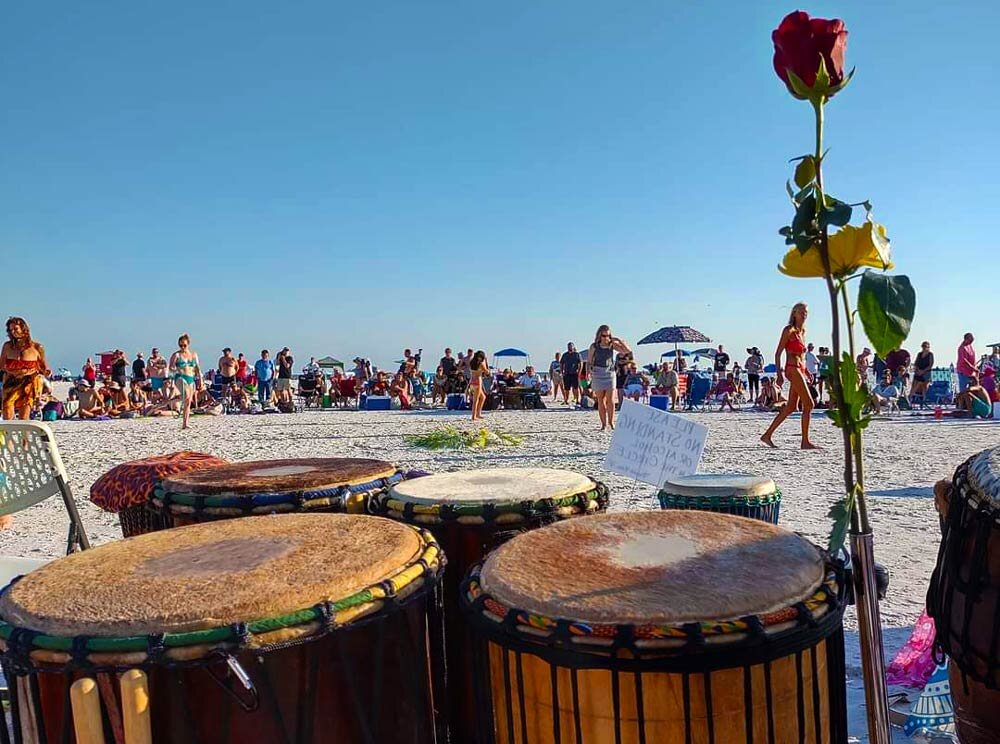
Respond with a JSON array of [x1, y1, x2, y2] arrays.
[[6, 400, 996, 741]]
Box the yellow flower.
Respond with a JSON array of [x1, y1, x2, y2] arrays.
[[779, 222, 893, 279]]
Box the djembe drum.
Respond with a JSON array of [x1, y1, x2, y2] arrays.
[[461, 511, 848, 743], [657, 473, 782, 523], [89, 451, 229, 537], [0, 514, 444, 744], [927, 446, 1000, 743], [154, 457, 404, 525], [371, 468, 608, 742]]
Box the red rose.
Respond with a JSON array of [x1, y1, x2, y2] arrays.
[[772, 10, 848, 100]]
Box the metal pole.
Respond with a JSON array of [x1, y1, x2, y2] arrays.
[[851, 530, 891, 744]]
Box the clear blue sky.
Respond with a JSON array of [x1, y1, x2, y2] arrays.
[[3, 1, 996, 371]]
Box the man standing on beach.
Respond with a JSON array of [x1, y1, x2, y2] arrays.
[[218, 348, 238, 390], [275, 347, 294, 400], [439, 348, 456, 376], [713, 344, 730, 374], [147, 348, 167, 401], [560, 342, 582, 406], [805, 343, 819, 381], [957, 333, 977, 392], [131, 352, 147, 385], [255, 350, 275, 407]]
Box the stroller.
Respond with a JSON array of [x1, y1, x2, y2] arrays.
[[296, 373, 320, 410]]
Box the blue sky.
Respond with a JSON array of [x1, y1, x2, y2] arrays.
[[3, 1, 996, 371]]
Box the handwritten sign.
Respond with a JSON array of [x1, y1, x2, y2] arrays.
[[603, 399, 708, 486]]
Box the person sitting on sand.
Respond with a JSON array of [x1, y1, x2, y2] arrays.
[[714, 373, 738, 412], [128, 380, 151, 416], [193, 388, 223, 416], [755, 376, 780, 411], [102, 381, 131, 417], [75, 380, 106, 419], [955, 373, 993, 418], [869, 370, 900, 414], [370, 371, 389, 396], [652, 362, 680, 409], [390, 372, 412, 410], [228, 382, 251, 413], [621, 363, 645, 401]]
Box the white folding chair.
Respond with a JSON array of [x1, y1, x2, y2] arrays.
[[0, 421, 90, 556]]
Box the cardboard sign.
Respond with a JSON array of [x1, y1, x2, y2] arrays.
[[603, 399, 708, 487]]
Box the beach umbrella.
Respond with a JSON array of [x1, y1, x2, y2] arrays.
[[660, 350, 691, 358], [637, 326, 710, 345], [764, 364, 778, 373], [692, 348, 717, 358]]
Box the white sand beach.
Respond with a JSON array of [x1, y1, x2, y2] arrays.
[[5, 402, 996, 741]]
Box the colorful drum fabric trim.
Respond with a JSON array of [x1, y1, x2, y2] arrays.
[[460, 511, 848, 744], [153, 457, 404, 520], [89, 451, 230, 537], [0, 514, 442, 668], [657, 473, 782, 524], [372, 467, 608, 525]]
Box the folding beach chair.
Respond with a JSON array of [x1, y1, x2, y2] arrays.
[[0, 422, 90, 555], [686, 376, 712, 411]]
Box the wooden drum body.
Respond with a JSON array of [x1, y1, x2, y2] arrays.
[[461, 512, 848, 744], [0, 515, 444, 744], [153, 457, 404, 526], [657, 473, 782, 524], [371, 468, 608, 742], [927, 447, 1000, 743]]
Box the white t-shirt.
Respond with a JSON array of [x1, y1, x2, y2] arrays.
[[805, 351, 819, 376]]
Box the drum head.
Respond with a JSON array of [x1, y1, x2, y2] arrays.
[[660, 474, 776, 499], [967, 446, 1000, 508], [161, 458, 398, 496], [0, 514, 427, 638], [388, 468, 595, 507], [480, 511, 825, 626]]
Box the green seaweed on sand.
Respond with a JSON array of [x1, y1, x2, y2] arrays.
[[405, 426, 522, 450]]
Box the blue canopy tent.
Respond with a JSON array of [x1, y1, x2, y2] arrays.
[[493, 348, 530, 369]]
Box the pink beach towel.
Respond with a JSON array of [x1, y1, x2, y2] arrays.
[[886, 610, 938, 688]]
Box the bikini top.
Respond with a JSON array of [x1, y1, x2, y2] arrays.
[[3, 358, 39, 375], [785, 329, 807, 355], [176, 358, 197, 368]]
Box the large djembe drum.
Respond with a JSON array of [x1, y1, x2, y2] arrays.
[[371, 468, 608, 742], [0, 514, 444, 744], [153, 457, 404, 526], [89, 451, 229, 537], [461, 511, 848, 743], [657, 473, 782, 524], [927, 446, 1000, 743]]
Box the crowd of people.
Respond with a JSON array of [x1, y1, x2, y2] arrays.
[[3, 315, 998, 433]]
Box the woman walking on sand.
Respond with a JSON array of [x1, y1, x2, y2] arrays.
[[588, 325, 632, 431], [761, 303, 818, 449], [468, 350, 490, 421], [169, 333, 202, 430]]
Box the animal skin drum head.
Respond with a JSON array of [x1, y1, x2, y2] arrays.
[[967, 446, 1000, 508], [480, 511, 825, 626], [161, 458, 399, 496], [660, 473, 777, 499], [0, 514, 422, 637], [388, 468, 596, 506]]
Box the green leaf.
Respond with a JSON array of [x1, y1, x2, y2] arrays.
[[827, 487, 857, 554], [794, 156, 816, 189], [829, 67, 856, 97], [819, 196, 853, 228], [815, 56, 831, 92], [826, 408, 843, 428], [791, 194, 821, 253], [837, 352, 868, 426], [857, 272, 917, 358]]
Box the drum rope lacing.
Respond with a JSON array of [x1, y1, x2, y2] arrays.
[[658, 487, 782, 508], [153, 471, 404, 516], [0, 529, 444, 675], [373, 480, 610, 526], [928, 456, 1000, 690]]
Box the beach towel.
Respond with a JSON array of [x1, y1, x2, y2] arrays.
[[887, 610, 938, 688], [903, 662, 955, 739]]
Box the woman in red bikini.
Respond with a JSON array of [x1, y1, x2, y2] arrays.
[[761, 302, 818, 449]]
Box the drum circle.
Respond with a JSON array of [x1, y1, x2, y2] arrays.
[[153, 457, 405, 525], [0, 514, 446, 744], [460, 511, 848, 744], [657, 473, 782, 524]]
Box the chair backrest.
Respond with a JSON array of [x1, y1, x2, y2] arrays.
[[0, 422, 70, 517]]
